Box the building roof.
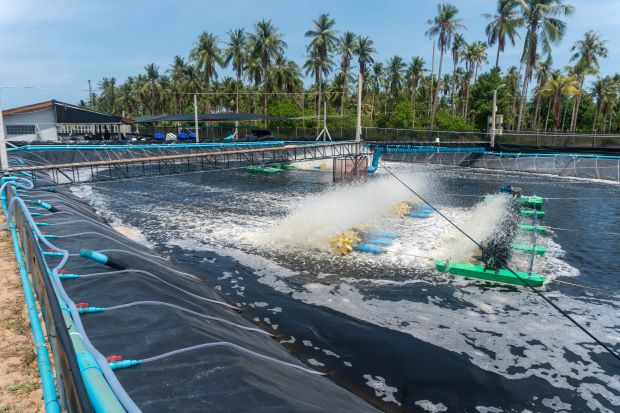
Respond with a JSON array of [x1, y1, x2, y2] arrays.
[[3, 100, 127, 124]]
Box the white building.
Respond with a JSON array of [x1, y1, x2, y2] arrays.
[[2, 100, 129, 142]]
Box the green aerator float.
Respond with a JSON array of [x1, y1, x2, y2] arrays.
[[246, 166, 282, 174], [518, 224, 547, 233], [510, 243, 547, 256], [246, 163, 297, 174], [435, 189, 549, 288], [435, 260, 545, 287]]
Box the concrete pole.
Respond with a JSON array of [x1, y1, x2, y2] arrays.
[[0, 100, 9, 173], [491, 89, 497, 149], [490, 85, 503, 149], [193, 94, 199, 143], [323, 101, 327, 131], [355, 73, 363, 145]]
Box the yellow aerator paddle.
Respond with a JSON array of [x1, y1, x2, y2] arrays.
[[392, 202, 412, 218], [329, 230, 361, 255]]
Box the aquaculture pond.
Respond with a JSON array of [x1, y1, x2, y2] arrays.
[[73, 162, 620, 412]]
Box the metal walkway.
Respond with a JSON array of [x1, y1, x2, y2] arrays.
[[8, 142, 366, 186]]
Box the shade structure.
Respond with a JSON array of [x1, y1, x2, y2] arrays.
[[133, 113, 282, 123]]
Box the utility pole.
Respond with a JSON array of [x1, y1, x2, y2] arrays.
[[88, 80, 94, 108], [355, 73, 363, 146], [0, 99, 8, 174], [193, 94, 200, 143], [490, 85, 504, 148]]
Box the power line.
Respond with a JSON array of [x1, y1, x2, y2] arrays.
[[379, 161, 620, 363]]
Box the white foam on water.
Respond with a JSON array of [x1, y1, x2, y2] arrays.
[[363, 375, 401, 407], [70, 184, 154, 248], [542, 396, 572, 411], [475, 406, 503, 413], [414, 400, 448, 412], [307, 359, 324, 367]]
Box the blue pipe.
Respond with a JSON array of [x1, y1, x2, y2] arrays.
[[485, 151, 620, 160], [1, 179, 60, 413], [3, 179, 130, 412], [367, 145, 486, 173]]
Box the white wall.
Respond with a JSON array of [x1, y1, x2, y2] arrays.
[[4, 108, 57, 142]]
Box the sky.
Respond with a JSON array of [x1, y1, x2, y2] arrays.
[[1, 0, 619, 108]]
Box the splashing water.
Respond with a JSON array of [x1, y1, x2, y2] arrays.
[[436, 194, 511, 261], [260, 173, 430, 250]]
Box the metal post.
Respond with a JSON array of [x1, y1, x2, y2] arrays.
[[355, 73, 363, 145], [490, 85, 504, 149], [193, 94, 199, 143], [0, 100, 9, 173], [491, 89, 497, 148]]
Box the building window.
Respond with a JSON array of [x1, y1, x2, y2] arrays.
[[6, 125, 36, 135]]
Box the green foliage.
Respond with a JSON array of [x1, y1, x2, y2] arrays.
[[469, 68, 511, 130], [267, 99, 301, 128], [434, 110, 475, 131], [376, 99, 414, 128]]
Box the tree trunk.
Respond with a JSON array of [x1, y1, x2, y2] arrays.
[[495, 43, 501, 69], [317, 68, 322, 133], [430, 49, 444, 130], [340, 67, 347, 117], [371, 88, 376, 122], [571, 77, 585, 132], [553, 96, 561, 131], [533, 95, 541, 130], [592, 104, 599, 132], [561, 97, 569, 132], [451, 61, 457, 116], [235, 74, 240, 114], [544, 98, 552, 132], [516, 62, 532, 131], [428, 41, 435, 118]]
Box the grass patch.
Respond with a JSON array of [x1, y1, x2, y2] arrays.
[[0, 404, 18, 413], [7, 379, 38, 396], [2, 303, 28, 335]]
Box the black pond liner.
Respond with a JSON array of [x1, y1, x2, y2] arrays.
[[12, 173, 379, 412]]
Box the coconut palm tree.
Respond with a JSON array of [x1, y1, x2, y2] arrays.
[[191, 32, 223, 113], [407, 57, 426, 126], [368, 62, 384, 121], [385, 56, 406, 102], [224, 28, 247, 113], [484, 0, 524, 68], [505, 65, 521, 128], [338, 31, 356, 116], [180, 65, 202, 109], [462, 42, 487, 117], [98, 77, 117, 114], [303, 47, 333, 118], [591, 75, 620, 132], [515, 0, 574, 131], [305, 13, 338, 122], [539, 71, 580, 130], [425, 3, 465, 129], [569, 31, 608, 131], [353, 36, 376, 84], [140, 63, 164, 114], [247, 19, 287, 115], [450, 33, 465, 115], [168, 56, 187, 112], [272, 55, 302, 93], [532, 56, 553, 129]]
